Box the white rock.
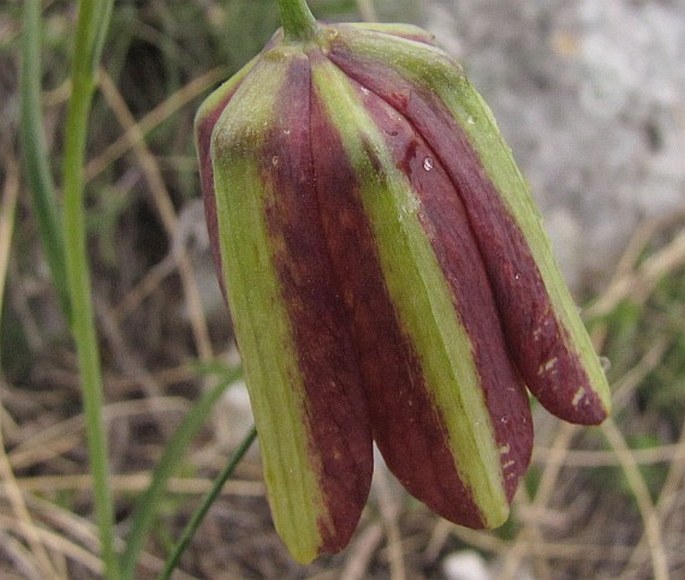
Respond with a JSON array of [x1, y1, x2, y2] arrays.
[[442, 550, 491, 580]]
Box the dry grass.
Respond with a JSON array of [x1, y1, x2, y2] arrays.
[[1, 1, 685, 578]]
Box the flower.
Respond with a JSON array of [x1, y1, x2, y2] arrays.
[[195, 0, 610, 563]]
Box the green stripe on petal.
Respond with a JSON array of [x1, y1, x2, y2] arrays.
[[210, 58, 326, 563], [311, 58, 509, 526], [343, 22, 436, 44], [194, 55, 260, 129]]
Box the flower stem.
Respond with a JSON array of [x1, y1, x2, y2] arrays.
[[62, 0, 117, 577], [277, 0, 318, 41]]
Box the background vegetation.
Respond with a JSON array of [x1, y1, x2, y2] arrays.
[[1, 0, 684, 577]]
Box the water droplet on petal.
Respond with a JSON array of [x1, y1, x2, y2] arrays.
[[282, 127, 291, 135], [500, 415, 510, 424], [271, 155, 279, 166], [600, 356, 611, 372], [360, 86, 370, 95], [467, 115, 476, 125], [423, 157, 434, 171]]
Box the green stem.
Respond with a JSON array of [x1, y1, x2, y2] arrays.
[[277, 0, 318, 41], [158, 425, 258, 580], [120, 366, 242, 579], [62, 0, 117, 577], [20, 0, 71, 321]]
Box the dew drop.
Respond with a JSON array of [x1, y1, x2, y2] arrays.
[[514, 272, 521, 280], [500, 415, 510, 424], [600, 356, 611, 372], [467, 115, 476, 125], [271, 155, 279, 166], [422, 156, 434, 171], [360, 86, 370, 95], [282, 127, 291, 135]]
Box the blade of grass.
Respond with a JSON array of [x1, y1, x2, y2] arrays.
[[20, 0, 71, 321], [0, 155, 19, 329], [159, 425, 258, 580], [1, 155, 61, 578], [601, 418, 669, 580], [119, 365, 243, 579], [61, 0, 116, 576]]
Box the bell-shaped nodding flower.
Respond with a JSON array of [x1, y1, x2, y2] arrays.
[[195, 0, 610, 564]]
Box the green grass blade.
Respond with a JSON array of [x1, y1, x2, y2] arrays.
[[120, 365, 243, 579], [20, 0, 71, 321], [61, 0, 117, 576], [159, 424, 258, 580]]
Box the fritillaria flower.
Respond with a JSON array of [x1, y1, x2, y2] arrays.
[[195, 0, 610, 563]]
